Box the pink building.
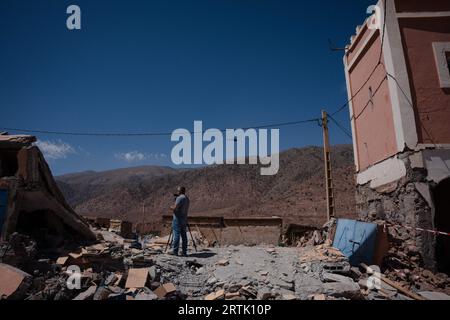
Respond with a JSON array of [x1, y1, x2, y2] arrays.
[[343, 0, 450, 272]]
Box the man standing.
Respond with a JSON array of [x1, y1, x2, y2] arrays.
[[169, 186, 190, 256]]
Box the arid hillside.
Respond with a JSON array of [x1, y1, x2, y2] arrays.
[[56, 145, 357, 229]]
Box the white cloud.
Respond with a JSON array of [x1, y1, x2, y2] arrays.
[[114, 151, 168, 162], [115, 150, 147, 162], [35, 140, 77, 160]]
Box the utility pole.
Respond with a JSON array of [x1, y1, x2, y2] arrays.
[[321, 110, 335, 221]]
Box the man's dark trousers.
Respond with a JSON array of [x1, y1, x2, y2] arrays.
[[172, 214, 187, 255]]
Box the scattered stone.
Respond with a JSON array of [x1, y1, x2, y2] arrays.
[[195, 267, 204, 275], [227, 284, 242, 293], [239, 286, 257, 298], [225, 292, 241, 299], [56, 256, 69, 266], [154, 283, 177, 298], [0, 263, 32, 300], [135, 291, 158, 300], [205, 289, 225, 300], [148, 266, 158, 280], [418, 291, 450, 300], [321, 272, 355, 284], [239, 279, 251, 287], [257, 289, 273, 300], [323, 281, 362, 299], [73, 286, 97, 300], [93, 286, 112, 300], [125, 268, 149, 289], [105, 273, 119, 286], [358, 279, 370, 290], [216, 259, 229, 266], [207, 277, 218, 285]]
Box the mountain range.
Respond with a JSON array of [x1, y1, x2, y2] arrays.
[[56, 145, 357, 231]]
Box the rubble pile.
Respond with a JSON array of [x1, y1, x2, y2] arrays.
[[378, 223, 450, 296], [287, 219, 335, 248], [1, 220, 449, 300]]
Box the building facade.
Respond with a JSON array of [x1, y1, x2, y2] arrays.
[[343, 0, 450, 272]]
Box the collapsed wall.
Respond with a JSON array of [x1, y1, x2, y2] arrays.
[[0, 134, 95, 247], [162, 215, 283, 246], [355, 150, 449, 270]]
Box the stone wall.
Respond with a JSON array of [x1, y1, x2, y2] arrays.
[[355, 150, 437, 269]]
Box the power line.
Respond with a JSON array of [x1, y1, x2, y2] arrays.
[[0, 118, 320, 137], [331, 61, 383, 116], [328, 114, 353, 139]]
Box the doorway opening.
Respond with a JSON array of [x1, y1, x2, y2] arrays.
[[433, 178, 450, 274]]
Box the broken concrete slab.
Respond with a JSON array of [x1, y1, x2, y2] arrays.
[[0, 263, 32, 300], [418, 291, 450, 300], [323, 281, 362, 299], [321, 272, 356, 285]]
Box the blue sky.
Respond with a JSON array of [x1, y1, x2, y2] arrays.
[[0, 0, 374, 175]]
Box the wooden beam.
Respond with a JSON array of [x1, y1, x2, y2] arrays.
[[322, 110, 334, 221]]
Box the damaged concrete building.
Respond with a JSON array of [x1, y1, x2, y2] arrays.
[[343, 0, 450, 272], [0, 134, 95, 247]]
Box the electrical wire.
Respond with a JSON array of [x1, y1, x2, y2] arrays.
[[0, 118, 320, 137], [328, 114, 353, 139]]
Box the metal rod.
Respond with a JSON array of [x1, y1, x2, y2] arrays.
[[187, 223, 198, 252]]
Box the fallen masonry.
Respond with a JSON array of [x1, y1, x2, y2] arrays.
[[0, 137, 448, 300], [1, 222, 448, 300]]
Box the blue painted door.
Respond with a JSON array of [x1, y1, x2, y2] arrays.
[[0, 190, 8, 235], [332, 219, 378, 266]]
